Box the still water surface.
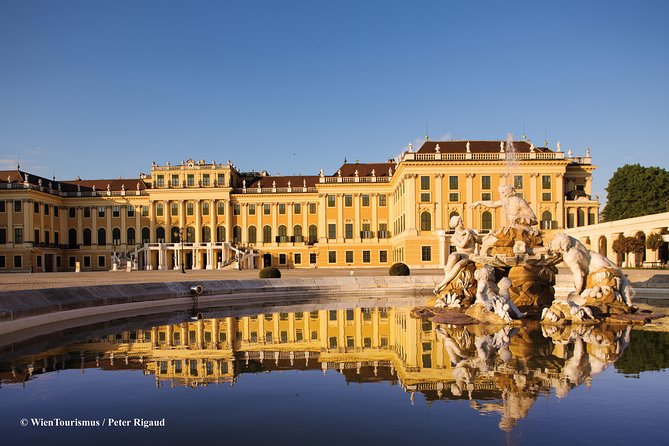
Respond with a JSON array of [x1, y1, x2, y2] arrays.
[[1, 302, 668, 445]]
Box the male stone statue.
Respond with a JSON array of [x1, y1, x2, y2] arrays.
[[470, 185, 538, 234], [434, 215, 478, 295]]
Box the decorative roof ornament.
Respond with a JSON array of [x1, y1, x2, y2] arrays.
[[7, 175, 11, 183], [408, 143, 413, 152], [272, 180, 276, 188], [107, 183, 111, 191], [58, 183, 61, 192], [303, 179, 306, 188], [121, 184, 125, 191], [435, 144, 441, 153], [388, 167, 393, 176], [136, 182, 140, 191], [242, 179, 246, 188], [371, 169, 376, 177], [354, 169, 358, 177], [530, 143, 535, 152], [556, 141, 561, 152], [500, 141, 504, 152], [568, 149, 573, 157], [92, 185, 96, 192], [319, 168, 324, 177], [287, 181, 291, 187], [586, 147, 591, 157], [337, 169, 342, 177], [466, 141, 470, 153], [38, 178, 42, 186]]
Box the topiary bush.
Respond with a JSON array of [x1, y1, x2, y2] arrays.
[[389, 262, 410, 276], [259, 266, 282, 278]]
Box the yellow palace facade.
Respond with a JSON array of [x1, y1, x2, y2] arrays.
[[0, 140, 598, 272]]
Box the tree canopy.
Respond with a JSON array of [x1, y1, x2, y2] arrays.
[[602, 164, 669, 221]]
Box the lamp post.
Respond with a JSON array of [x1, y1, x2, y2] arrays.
[[173, 227, 185, 273]]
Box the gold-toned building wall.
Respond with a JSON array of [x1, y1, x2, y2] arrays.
[[0, 140, 598, 271]]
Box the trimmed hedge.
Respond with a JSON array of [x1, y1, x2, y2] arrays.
[[259, 267, 282, 278], [389, 262, 410, 276]]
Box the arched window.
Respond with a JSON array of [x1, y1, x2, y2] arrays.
[[186, 227, 195, 243], [112, 227, 121, 245], [83, 228, 92, 246], [141, 227, 150, 243], [202, 226, 211, 243], [293, 225, 303, 242], [97, 228, 106, 246], [263, 225, 272, 243], [127, 227, 136, 245], [156, 227, 165, 243], [216, 226, 225, 242], [68, 228, 77, 248], [278, 225, 287, 242], [420, 211, 431, 231], [541, 211, 552, 230], [233, 226, 242, 244], [248, 226, 257, 244], [171, 226, 180, 243], [449, 211, 460, 219], [308, 225, 318, 244], [577, 209, 585, 227], [482, 211, 492, 230]]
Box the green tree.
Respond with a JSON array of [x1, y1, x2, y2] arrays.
[[602, 164, 669, 221], [646, 232, 664, 261], [612, 235, 644, 267]]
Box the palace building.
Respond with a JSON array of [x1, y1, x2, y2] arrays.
[[0, 139, 598, 272]]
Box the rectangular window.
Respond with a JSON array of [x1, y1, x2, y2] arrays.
[[542, 175, 552, 189], [329, 337, 337, 349], [248, 204, 256, 215], [36, 255, 42, 268], [449, 192, 459, 202], [278, 204, 286, 214], [202, 202, 209, 215], [378, 195, 387, 206], [345, 223, 353, 239], [310, 253, 317, 264], [34, 229, 40, 244], [54, 206, 58, 217], [0, 201, 5, 213], [98, 256, 105, 267], [481, 176, 491, 190], [69, 256, 75, 268], [0, 256, 5, 268], [128, 206, 135, 217], [420, 175, 430, 190], [14, 200, 22, 213], [345, 250, 353, 263], [421, 246, 432, 262], [294, 203, 301, 214], [112, 206, 120, 218], [361, 194, 370, 206], [44, 204, 49, 215], [279, 253, 286, 265], [482, 192, 492, 201], [327, 195, 336, 207], [171, 174, 179, 187], [217, 173, 225, 186], [54, 232, 59, 245], [98, 207, 105, 218], [329, 310, 337, 321], [202, 174, 210, 186], [172, 202, 179, 216], [328, 224, 336, 239], [187, 174, 195, 187], [14, 255, 22, 268], [142, 206, 149, 217], [295, 329, 303, 342], [344, 195, 352, 207], [34, 201, 39, 214], [542, 192, 552, 201], [83, 256, 91, 267], [69, 207, 76, 218], [187, 202, 194, 216], [0, 228, 5, 244], [263, 204, 271, 215], [363, 250, 371, 263], [420, 193, 430, 202], [233, 204, 240, 215], [294, 253, 301, 264], [449, 176, 458, 190], [379, 250, 388, 263], [328, 251, 337, 264], [309, 203, 317, 214], [157, 175, 164, 187], [514, 175, 523, 190], [14, 227, 23, 244], [217, 201, 225, 215], [84, 207, 91, 218]]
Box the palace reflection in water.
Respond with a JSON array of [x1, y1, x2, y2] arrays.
[[0, 307, 638, 431]]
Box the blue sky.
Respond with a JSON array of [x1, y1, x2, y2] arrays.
[[1, 0, 667, 203]]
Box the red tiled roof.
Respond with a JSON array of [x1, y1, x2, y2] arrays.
[[333, 162, 394, 177], [417, 140, 552, 154], [243, 175, 320, 188], [61, 178, 147, 192]]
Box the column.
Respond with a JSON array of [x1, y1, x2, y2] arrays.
[[318, 310, 328, 350], [164, 200, 171, 235], [121, 205, 127, 245], [355, 309, 362, 349], [271, 202, 278, 246], [354, 193, 361, 243], [106, 206, 112, 247], [135, 205, 141, 244], [529, 173, 538, 217], [210, 199, 217, 243], [179, 200, 186, 231], [336, 194, 343, 242], [404, 174, 417, 235], [195, 200, 201, 244], [7, 201, 13, 243], [318, 194, 326, 241], [556, 173, 565, 229], [435, 174, 443, 230], [224, 200, 231, 242], [39, 201, 45, 244], [287, 202, 293, 243], [437, 230, 447, 268], [257, 202, 263, 245], [465, 173, 474, 226], [149, 201, 156, 243], [91, 206, 97, 246], [372, 310, 379, 348], [302, 202, 308, 241], [211, 318, 219, 349], [371, 193, 378, 241]]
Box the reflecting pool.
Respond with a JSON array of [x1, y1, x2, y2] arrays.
[[1, 301, 668, 445]]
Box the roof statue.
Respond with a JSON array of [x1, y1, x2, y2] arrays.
[[466, 141, 470, 153]]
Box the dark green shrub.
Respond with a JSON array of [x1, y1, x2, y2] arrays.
[[259, 267, 282, 278], [389, 262, 410, 276]]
